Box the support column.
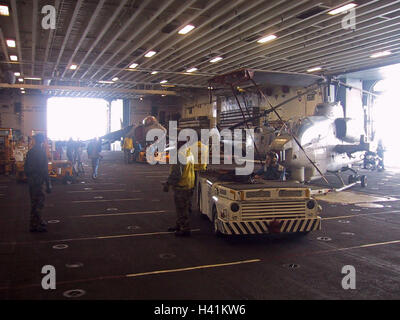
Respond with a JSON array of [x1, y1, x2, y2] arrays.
[[106, 100, 111, 134]]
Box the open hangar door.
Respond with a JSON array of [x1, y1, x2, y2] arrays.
[[338, 63, 400, 168]]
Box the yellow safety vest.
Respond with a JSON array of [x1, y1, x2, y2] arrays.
[[176, 149, 195, 190], [190, 141, 208, 171], [123, 137, 133, 150]]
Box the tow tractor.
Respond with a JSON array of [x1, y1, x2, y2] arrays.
[[197, 170, 322, 236]]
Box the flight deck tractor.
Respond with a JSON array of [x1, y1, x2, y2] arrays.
[[197, 170, 322, 236]]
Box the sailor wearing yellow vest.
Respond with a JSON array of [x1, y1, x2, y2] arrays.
[[164, 140, 195, 237], [122, 136, 133, 164]]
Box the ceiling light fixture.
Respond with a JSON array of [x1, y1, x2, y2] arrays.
[[257, 34, 277, 44], [112, 77, 119, 82], [0, 5, 9, 16], [144, 50, 156, 58], [151, 71, 158, 75], [370, 51, 392, 58], [307, 66, 322, 72], [10, 55, 18, 61], [69, 64, 78, 70], [14, 72, 20, 77], [210, 56, 223, 63], [186, 67, 198, 73], [24, 77, 42, 80], [18, 78, 23, 82], [328, 3, 357, 15], [178, 24, 195, 35], [98, 80, 114, 84], [129, 63, 138, 69], [6, 39, 16, 48], [160, 80, 168, 84]]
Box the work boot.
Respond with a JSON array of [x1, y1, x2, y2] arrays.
[[175, 230, 191, 237]]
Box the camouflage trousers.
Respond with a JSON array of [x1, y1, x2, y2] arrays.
[[173, 189, 194, 232], [29, 183, 45, 228]]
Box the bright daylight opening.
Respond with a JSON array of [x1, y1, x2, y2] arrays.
[[47, 97, 108, 141], [373, 64, 400, 168]]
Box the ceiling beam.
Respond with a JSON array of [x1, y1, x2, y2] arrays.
[[52, 0, 84, 77], [99, 0, 197, 81], [70, 0, 129, 79], [61, 0, 106, 79], [79, 0, 152, 80], [0, 83, 178, 96], [32, 0, 38, 75], [42, 0, 61, 79], [10, 0, 23, 75]]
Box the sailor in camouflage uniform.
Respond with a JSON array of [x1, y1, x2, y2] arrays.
[[163, 140, 195, 237], [24, 134, 52, 232]]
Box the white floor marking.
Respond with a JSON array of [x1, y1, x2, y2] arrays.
[[67, 189, 136, 193], [72, 198, 142, 203], [79, 210, 166, 218]]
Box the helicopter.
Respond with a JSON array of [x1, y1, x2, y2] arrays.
[[208, 69, 372, 190]]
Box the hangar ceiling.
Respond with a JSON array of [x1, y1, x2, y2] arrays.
[[0, 0, 400, 95]]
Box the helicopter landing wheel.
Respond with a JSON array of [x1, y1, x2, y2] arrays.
[[361, 175, 367, 188]]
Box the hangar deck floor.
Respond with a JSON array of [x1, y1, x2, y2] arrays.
[[0, 151, 399, 300]]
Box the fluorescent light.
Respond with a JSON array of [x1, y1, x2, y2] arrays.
[[186, 67, 198, 73], [10, 55, 18, 61], [6, 39, 16, 48], [151, 71, 158, 75], [69, 64, 78, 70], [160, 80, 168, 84], [20, 88, 24, 90], [112, 77, 119, 82], [328, 3, 357, 15], [161, 95, 166, 97], [144, 50, 156, 58], [210, 56, 223, 63], [98, 80, 114, 84], [14, 72, 20, 77], [21, 91, 25, 94], [18, 78, 23, 82], [0, 5, 9, 16], [257, 34, 277, 44], [307, 66, 322, 72], [178, 24, 195, 35], [24, 77, 42, 80], [129, 63, 138, 69], [370, 51, 392, 58]]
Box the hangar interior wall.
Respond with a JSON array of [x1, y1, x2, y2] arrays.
[[181, 86, 324, 127], [0, 92, 47, 136], [129, 97, 182, 127]]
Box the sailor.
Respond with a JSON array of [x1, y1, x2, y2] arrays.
[[376, 139, 385, 170], [87, 137, 102, 179], [189, 139, 208, 214], [254, 151, 285, 180], [24, 133, 52, 232], [163, 139, 195, 237], [122, 136, 133, 164]]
